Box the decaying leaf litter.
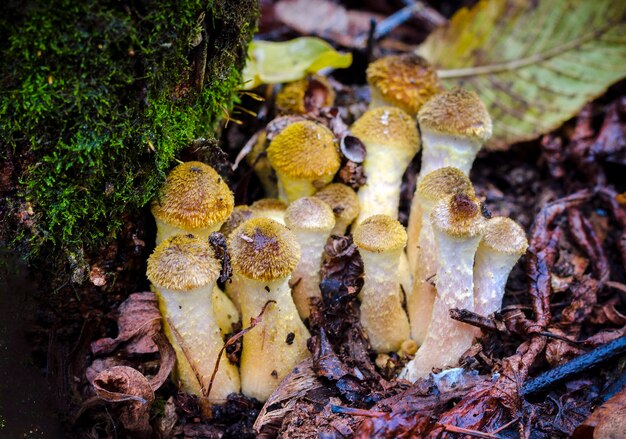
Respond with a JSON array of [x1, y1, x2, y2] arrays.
[[18, 1, 626, 438]]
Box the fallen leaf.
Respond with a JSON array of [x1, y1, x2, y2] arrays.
[[242, 37, 352, 89], [418, 0, 626, 149], [90, 292, 161, 356], [573, 387, 626, 438]]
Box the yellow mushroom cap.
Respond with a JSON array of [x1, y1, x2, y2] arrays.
[[367, 54, 442, 116], [314, 183, 360, 225], [350, 107, 420, 155], [481, 217, 528, 256], [229, 218, 301, 282], [417, 167, 475, 202], [250, 198, 288, 214], [431, 193, 485, 238], [275, 75, 335, 114], [418, 88, 492, 142], [151, 161, 234, 230], [147, 234, 221, 291], [284, 197, 335, 232], [220, 205, 255, 237], [353, 214, 407, 253], [267, 121, 340, 179]]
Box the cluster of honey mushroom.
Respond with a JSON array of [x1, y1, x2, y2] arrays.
[[146, 54, 529, 404]]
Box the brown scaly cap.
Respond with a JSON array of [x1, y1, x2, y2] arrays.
[[481, 217, 528, 256], [418, 88, 492, 142], [147, 234, 220, 291], [220, 205, 254, 237], [353, 215, 407, 253], [229, 218, 301, 281], [350, 107, 420, 154], [267, 121, 340, 179], [284, 197, 335, 232], [314, 183, 360, 225], [275, 75, 335, 114], [367, 54, 442, 116], [151, 161, 234, 230], [431, 193, 486, 238], [417, 167, 475, 202]]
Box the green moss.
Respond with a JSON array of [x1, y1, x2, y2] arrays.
[[0, 0, 258, 262]]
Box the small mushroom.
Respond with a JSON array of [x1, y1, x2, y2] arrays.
[[146, 234, 240, 402], [267, 120, 341, 203], [284, 197, 335, 319], [402, 194, 486, 381], [417, 88, 492, 177], [151, 161, 234, 244], [353, 215, 410, 353], [367, 53, 442, 117], [246, 131, 279, 198], [406, 167, 475, 343], [314, 183, 360, 235], [474, 217, 528, 317], [275, 74, 335, 115], [219, 205, 255, 238], [350, 107, 420, 224], [229, 218, 310, 401], [250, 198, 288, 225]]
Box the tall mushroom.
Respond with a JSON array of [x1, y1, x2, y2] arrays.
[[406, 167, 475, 343], [284, 197, 335, 319], [402, 193, 486, 381], [229, 218, 310, 401], [151, 161, 234, 244], [146, 234, 240, 402], [474, 217, 528, 317], [350, 106, 421, 224], [367, 53, 442, 117], [417, 88, 492, 177], [267, 120, 341, 203], [353, 215, 410, 353]]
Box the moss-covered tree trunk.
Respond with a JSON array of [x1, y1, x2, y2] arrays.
[[0, 0, 258, 280]]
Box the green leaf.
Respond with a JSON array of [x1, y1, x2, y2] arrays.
[[418, 0, 626, 150], [242, 37, 352, 89]]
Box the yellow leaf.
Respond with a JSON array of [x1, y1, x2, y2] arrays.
[[418, 0, 626, 150], [242, 37, 352, 89]]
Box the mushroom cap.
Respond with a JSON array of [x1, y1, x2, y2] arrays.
[[284, 197, 335, 232], [418, 88, 492, 142], [431, 193, 485, 238], [367, 54, 441, 116], [481, 217, 528, 255], [275, 75, 335, 114], [151, 161, 234, 230], [251, 198, 288, 214], [220, 205, 254, 237], [350, 107, 420, 155], [229, 218, 301, 281], [353, 214, 407, 253], [147, 234, 221, 291], [267, 120, 340, 179], [314, 183, 360, 225], [417, 167, 475, 202]]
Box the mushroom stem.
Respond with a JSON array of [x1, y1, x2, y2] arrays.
[[353, 215, 410, 353], [402, 194, 485, 381], [473, 217, 528, 317], [285, 197, 335, 319]]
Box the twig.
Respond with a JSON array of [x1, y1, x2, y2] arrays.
[[450, 308, 499, 331], [331, 405, 385, 417], [522, 335, 626, 396], [206, 300, 276, 400], [440, 424, 501, 439]]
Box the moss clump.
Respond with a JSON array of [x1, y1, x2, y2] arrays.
[[0, 0, 258, 264]]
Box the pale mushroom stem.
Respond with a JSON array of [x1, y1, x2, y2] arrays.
[[359, 248, 410, 352], [419, 131, 481, 178], [157, 285, 239, 402], [402, 235, 481, 381], [290, 230, 329, 319], [239, 277, 310, 401]]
